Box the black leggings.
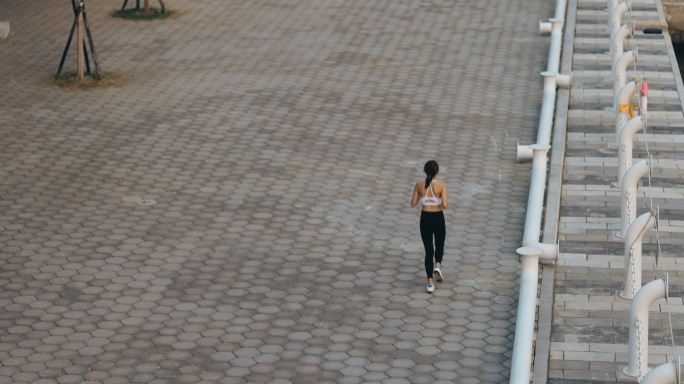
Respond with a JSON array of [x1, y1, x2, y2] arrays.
[[420, 211, 445, 278]]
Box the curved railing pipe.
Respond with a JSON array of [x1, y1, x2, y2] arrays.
[[617, 159, 650, 238], [624, 278, 668, 379], [614, 49, 637, 93], [610, 1, 630, 35], [617, 115, 645, 186], [611, 23, 632, 65], [620, 209, 657, 299]]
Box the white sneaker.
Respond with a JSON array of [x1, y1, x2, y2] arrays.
[[433, 268, 444, 282], [426, 283, 435, 293]]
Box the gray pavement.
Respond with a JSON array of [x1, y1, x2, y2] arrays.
[[0, 1, 551, 383]]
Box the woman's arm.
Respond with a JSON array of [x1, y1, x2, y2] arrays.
[[411, 183, 420, 208], [441, 183, 448, 209]]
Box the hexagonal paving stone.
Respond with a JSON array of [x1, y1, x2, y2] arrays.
[[0, 0, 552, 382]]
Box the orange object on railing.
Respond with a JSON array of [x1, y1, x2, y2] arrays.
[[618, 103, 636, 119]]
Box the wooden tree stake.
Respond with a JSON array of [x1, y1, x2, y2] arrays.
[[56, 0, 101, 81], [76, 3, 85, 81]]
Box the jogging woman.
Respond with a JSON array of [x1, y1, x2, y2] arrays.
[[411, 160, 448, 293]]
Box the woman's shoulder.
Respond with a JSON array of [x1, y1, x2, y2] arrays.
[[416, 179, 446, 188]]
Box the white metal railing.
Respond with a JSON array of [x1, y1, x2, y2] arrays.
[[611, 22, 632, 64], [508, 0, 567, 382], [610, 1, 680, 382], [617, 115, 644, 186], [618, 159, 650, 238], [619, 209, 657, 299], [513, 0, 681, 382], [615, 77, 638, 135], [610, 0, 630, 34], [624, 278, 668, 379]]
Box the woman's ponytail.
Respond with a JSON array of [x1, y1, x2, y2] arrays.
[[423, 160, 439, 189], [425, 175, 433, 189]]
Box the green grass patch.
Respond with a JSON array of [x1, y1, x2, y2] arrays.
[[51, 72, 124, 90], [112, 8, 175, 20]]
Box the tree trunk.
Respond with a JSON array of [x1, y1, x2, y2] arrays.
[[144, 0, 150, 14]]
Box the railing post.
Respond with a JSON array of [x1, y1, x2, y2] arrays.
[[624, 278, 668, 380], [619, 209, 657, 299], [616, 159, 650, 238], [613, 49, 637, 97], [614, 79, 638, 136], [611, 23, 632, 65], [610, 1, 630, 36], [617, 115, 645, 186]]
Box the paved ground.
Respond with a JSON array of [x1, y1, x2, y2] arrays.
[[548, 0, 684, 381], [0, 1, 551, 383]]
